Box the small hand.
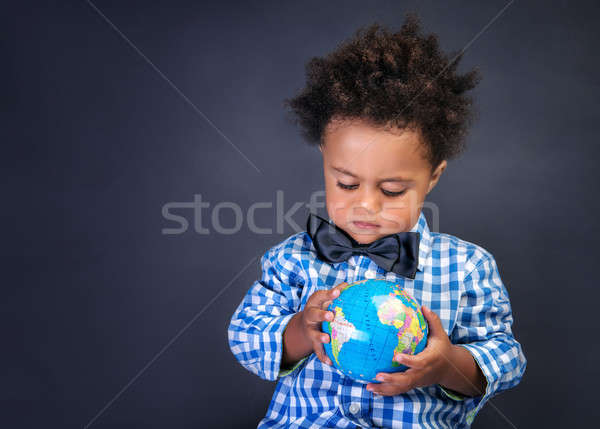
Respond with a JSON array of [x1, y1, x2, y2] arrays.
[[366, 305, 454, 396], [299, 282, 348, 366]]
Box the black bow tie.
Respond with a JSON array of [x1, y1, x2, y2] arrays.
[[306, 213, 421, 279]]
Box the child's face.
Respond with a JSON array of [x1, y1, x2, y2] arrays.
[[320, 118, 446, 244]]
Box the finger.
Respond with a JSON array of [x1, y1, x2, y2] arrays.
[[372, 371, 417, 393], [312, 340, 332, 366], [307, 328, 331, 345], [307, 289, 329, 306], [421, 305, 445, 337], [330, 282, 348, 295], [321, 299, 333, 310], [393, 352, 426, 369], [311, 283, 346, 310], [304, 306, 334, 324], [309, 288, 339, 307], [333, 281, 348, 289], [367, 381, 404, 396]]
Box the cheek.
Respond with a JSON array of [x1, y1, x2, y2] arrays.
[[325, 185, 353, 219], [380, 194, 415, 225], [381, 197, 410, 214], [379, 208, 407, 230]]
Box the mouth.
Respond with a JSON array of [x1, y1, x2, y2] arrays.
[[351, 221, 380, 230]]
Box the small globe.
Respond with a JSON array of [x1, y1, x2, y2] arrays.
[[321, 279, 429, 383]]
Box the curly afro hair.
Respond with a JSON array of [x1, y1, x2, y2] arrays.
[[283, 14, 481, 171]]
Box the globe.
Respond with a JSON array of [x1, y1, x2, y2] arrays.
[[321, 279, 429, 383]]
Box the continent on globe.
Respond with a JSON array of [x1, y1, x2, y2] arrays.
[[328, 306, 356, 366], [375, 288, 427, 366]]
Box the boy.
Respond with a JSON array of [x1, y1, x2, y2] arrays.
[[228, 15, 526, 428]]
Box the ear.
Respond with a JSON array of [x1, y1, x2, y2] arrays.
[[426, 160, 447, 194]]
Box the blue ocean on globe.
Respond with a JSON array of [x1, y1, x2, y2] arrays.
[[321, 279, 429, 383]]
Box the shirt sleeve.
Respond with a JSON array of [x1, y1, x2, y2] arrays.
[[227, 243, 307, 381], [440, 250, 527, 426]]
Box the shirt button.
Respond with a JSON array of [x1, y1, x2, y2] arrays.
[[349, 402, 360, 415]]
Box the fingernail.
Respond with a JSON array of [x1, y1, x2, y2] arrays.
[[376, 374, 386, 382], [325, 312, 333, 321]]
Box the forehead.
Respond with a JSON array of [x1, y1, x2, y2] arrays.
[[321, 119, 429, 176]]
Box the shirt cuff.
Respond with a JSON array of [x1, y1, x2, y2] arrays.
[[261, 313, 296, 381], [278, 356, 308, 378], [438, 384, 468, 401], [455, 343, 496, 426]]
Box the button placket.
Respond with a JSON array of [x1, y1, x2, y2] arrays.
[[353, 262, 361, 282], [357, 255, 379, 282], [340, 376, 360, 426], [346, 255, 361, 283]]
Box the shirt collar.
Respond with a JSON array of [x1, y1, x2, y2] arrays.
[[409, 210, 432, 273]]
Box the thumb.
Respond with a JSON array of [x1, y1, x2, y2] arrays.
[[421, 305, 444, 337]]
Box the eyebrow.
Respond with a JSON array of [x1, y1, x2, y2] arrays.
[[331, 166, 415, 183]]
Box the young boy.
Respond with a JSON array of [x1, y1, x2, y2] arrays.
[[228, 15, 526, 428]]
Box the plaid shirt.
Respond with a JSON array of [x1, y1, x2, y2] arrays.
[[228, 211, 527, 428]]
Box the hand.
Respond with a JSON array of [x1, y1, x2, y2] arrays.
[[299, 282, 348, 365], [366, 305, 454, 396]]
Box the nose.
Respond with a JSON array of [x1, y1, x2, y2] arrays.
[[356, 186, 381, 214]]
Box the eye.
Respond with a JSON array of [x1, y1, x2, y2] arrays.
[[336, 181, 358, 190], [382, 189, 407, 197]]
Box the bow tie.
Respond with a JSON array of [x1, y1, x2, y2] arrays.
[[306, 213, 421, 279]]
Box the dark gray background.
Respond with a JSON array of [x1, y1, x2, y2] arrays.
[[3, 0, 599, 427]]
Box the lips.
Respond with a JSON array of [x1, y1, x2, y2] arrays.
[[352, 221, 380, 229]]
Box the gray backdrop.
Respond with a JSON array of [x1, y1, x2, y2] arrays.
[[3, 0, 599, 427]]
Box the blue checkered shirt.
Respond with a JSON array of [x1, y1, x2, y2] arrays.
[[228, 211, 527, 428]]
